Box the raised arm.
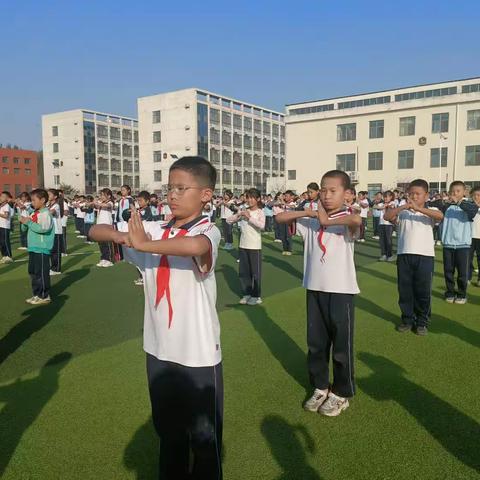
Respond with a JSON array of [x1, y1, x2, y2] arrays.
[[317, 203, 362, 228], [89, 224, 129, 245], [276, 209, 315, 224]]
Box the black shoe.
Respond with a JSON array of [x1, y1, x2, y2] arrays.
[[396, 323, 413, 333], [416, 326, 428, 336]]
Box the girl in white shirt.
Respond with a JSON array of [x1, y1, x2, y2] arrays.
[[227, 188, 265, 305], [379, 190, 396, 261], [48, 188, 63, 274], [95, 188, 115, 267], [16, 192, 32, 250]]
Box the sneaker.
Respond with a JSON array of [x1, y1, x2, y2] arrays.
[[304, 388, 329, 412], [246, 296, 262, 306], [74, 230, 80, 234], [223, 243, 233, 250], [239, 295, 251, 305], [30, 296, 51, 305], [387, 256, 396, 262], [96, 260, 107, 267], [359, 239, 365, 243], [274, 239, 282, 243], [17, 246, 27, 250], [455, 297, 467, 305], [319, 392, 350, 417], [102, 260, 114, 268], [61, 253, 68, 257], [396, 323, 413, 333], [1, 256, 13, 264], [282, 251, 292, 256], [86, 241, 95, 245], [416, 326, 428, 336], [379, 255, 387, 261], [25, 296, 38, 304], [445, 296, 455, 304], [372, 235, 380, 240], [134, 278, 144, 286], [392, 231, 397, 237], [435, 240, 442, 246], [49, 270, 61, 276]]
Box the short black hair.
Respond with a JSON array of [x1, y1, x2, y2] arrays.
[[48, 188, 60, 198], [471, 186, 480, 195], [1, 191, 12, 199], [31, 188, 49, 203], [408, 179, 429, 192], [284, 190, 295, 197], [346, 187, 357, 195], [449, 180, 466, 191], [137, 190, 150, 202], [321, 170, 351, 190], [223, 189, 233, 198], [121, 184, 132, 194], [169, 156, 216, 189], [100, 188, 113, 200], [307, 182, 319, 191]]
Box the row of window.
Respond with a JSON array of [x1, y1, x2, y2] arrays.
[[217, 170, 284, 185], [97, 174, 140, 188], [52, 125, 138, 140], [96, 142, 139, 157], [82, 112, 138, 128], [2, 184, 33, 194], [2, 167, 32, 175], [97, 159, 140, 172], [336, 145, 480, 171], [1, 156, 31, 164]]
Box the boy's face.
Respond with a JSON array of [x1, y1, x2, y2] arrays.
[[138, 197, 148, 208], [320, 177, 345, 212], [450, 185, 466, 202], [344, 190, 355, 204], [246, 195, 257, 208], [408, 186, 428, 206], [0, 193, 7, 203], [48, 191, 55, 202], [375, 193, 382, 201], [284, 193, 293, 203], [31, 194, 45, 210], [167, 169, 212, 219], [472, 191, 480, 206], [307, 188, 318, 201]]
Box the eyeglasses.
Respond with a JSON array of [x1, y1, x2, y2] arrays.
[[166, 185, 206, 196]]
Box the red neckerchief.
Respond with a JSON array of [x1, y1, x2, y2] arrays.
[[31, 209, 40, 223], [156, 215, 210, 328], [317, 208, 350, 262], [121, 198, 125, 209]]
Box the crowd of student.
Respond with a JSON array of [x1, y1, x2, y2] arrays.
[[1, 155, 479, 479]]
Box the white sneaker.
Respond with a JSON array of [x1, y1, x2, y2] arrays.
[[239, 295, 251, 305], [30, 296, 51, 305], [1, 256, 13, 264], [134, 278, 144, 286], [387, 256, 396, 262], [74, 230, 80, 234], [49, 270, 61, 276], [445, 296, 455, 304], [17, 246, 27, 250], [25, 296, 38, 304], [359, 239, 365, 243], [455, 297, 467, 305], [274, 239, 282, 243], [319, 392, 350, 417], [392, 231, 397, 237], [101, 260, 114, 268], [96, 260, 107, 267], [62, 253, 68, 257], [246, 297, 262, 306], [372, 235, 380, 240], [304, 388, 329, 412], [379, 255, 387, 261]]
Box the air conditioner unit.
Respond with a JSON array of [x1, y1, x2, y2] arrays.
[[185, 104, 190, 109], [185, 146, 191, 151], [347, 171, 359, 183], [185, 125, 190, 130]]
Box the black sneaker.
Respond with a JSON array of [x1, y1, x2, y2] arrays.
[[416, 326, 428, 336], [396, 323, 413, 333]]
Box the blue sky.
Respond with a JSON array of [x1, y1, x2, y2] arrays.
[[0, 0, 479, 149]]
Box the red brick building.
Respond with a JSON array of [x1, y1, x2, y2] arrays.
[[0, 147, 39, 196]]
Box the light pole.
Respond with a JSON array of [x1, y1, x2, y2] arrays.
[[439, 132, 447, 193]]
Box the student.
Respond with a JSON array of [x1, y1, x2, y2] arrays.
[[19, 189, 55, 305], [94, 188, 115, 268], [61, 195, 69, 256], [150, 193, 160, 221], [15, 192, 32, 250], [279, 190, 296, 255], [0, 191, 14, 263], [263, 194, 274, 232], [276, 170, 361, 417], [83, 195, 96, 244], [436, 181, 478, 304], [227, 188, 265, 306], [371, 192, 383, 239], [358, 191, 369, 242], [272, 193, 284, 243], [469, 187, 480, 287], [384, 179, 444, 335], [300, 182, 320, 211], [116, 184, 133, 229], [75, 195, 87, 238], [378, 191, 395, 261], [72, 195, 81, 233], [90, 157, 223, 479], [220, 189, 234, 250], [48, 188, 64, 275]]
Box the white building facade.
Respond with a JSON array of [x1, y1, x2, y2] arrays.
[[285, 78, 480, 196], [138, 88, 286, 194], [42, 109, 139, 194]]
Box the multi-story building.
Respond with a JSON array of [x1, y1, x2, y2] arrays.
[[42, 109, 139, 194], [138, 88, 286, 194], [0, 147, 38, 195], [285, 77, 480, 196]]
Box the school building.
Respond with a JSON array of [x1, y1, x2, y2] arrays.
[[137, 88, 286, 194], [42, 110, 139, 194], [0, 147, 38, 196], [285, 77, 480, 196]]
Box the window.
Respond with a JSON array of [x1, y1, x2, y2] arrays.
[[2, 167, 8, 174], [53, 159, 60, 168], [399, 116, 416, 136], [54, 175, 60, 186], [395, 87, 457, 101], [368, 183, 382, 198], [398, 150, 414, 169], [2, 156, 7, 163], [462, 84, 480, 94], [15, 184, 21, 196], [338, 96, 391, 109], [244, 117, 252, 131], [369, 120, 384, 139], [233, 114, 242, 129], [467, 110, 480, 130], [152, 110, 161, 123], [210, 148, 220, 165], [222, 130, 231, 146], [222, 111, 231, 125], [153, 151, 162, 162], [210, 128, 220, 144], [432, 113, 449, 133], [3, 184, 10, 191], [154, 170, 162, 182], [14, 168, 20, 175], [13, 157, 19, 164], [336, 153, 356, 171], [290, 104, 335, 115], [465, 145, 480, 166], [52, 126, 58, 136], [337, 123, 356, 141], [368, 152, 383, 170], [153, 131, 161, 143], [24, 158, 30, 164], [210, 108, 220, 124], [288, 170, 296, 180], [272, 124, 279, 137], [53, 143, 59, 152], [430, 147, 447, 168], [254, 120, 262, 134], [25, 168, 31, 175], [110, 127, 120, 139]]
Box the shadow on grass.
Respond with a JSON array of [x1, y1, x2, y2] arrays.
[[262, 414, 321, 480], [0, 269, 89, 365], [124, 418, 158, 480], [0, 352, 72, 476], [238, 304, 310, 395], [263, 255, 303, 281], [358, 353, 480, 474]]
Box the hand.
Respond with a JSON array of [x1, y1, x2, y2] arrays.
[[242, 209, 251, 219], [128, 210, 150, 250], [316, 201, 328, 224], [303, 207, 316, 218], [19, 216, 30, 224]]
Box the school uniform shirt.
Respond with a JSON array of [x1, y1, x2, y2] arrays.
[[85, 210, 95, 224], [119, 218, 222, 367], [117, 197, 133, 223], [296, 211, 360, 294], [473, 208, 480, 239], [49, 203, 63, 234], [360, 199, 369, 218], [61, 201, 69, 227], [379, 202, 395, 226], [220, 201, 233, 219], [0, 203, 11, 229], [372, 202, 382, 218], [227, 208, 265, 250], [97, 201, 114, 225], [396, 208, 436, 257], [76, 203, 86, 219]]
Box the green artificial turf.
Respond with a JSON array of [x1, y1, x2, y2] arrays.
[[0, 224, 479, 479]]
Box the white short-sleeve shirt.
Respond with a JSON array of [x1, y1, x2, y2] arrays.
[[49, 203, 63, 234], [296, 212, 360, 294], [120, 218, 222, 367], [0, 203, 11, 229], [397, 208, 437, 257], [97, 202, 114, 225]]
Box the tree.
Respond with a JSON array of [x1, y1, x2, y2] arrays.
[[59, 183, 79, 198]]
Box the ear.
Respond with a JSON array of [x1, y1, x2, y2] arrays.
[[200, 188, 213, 203]]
